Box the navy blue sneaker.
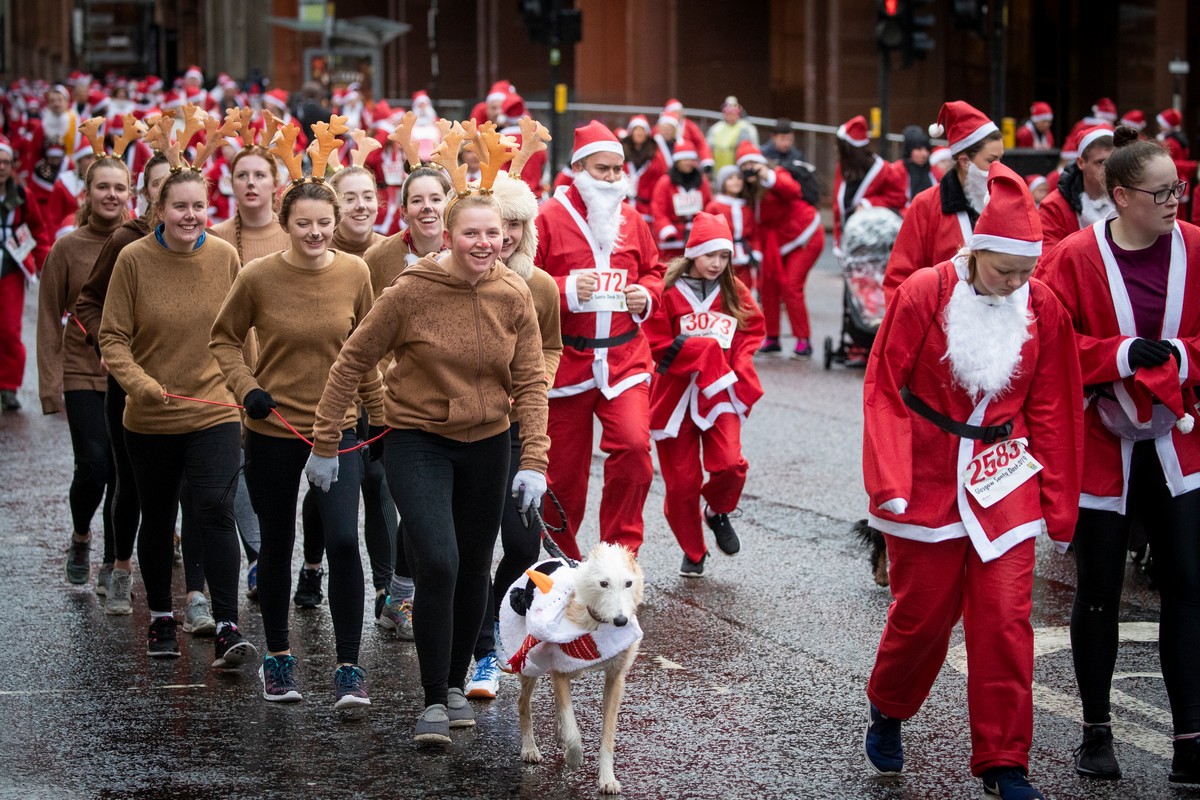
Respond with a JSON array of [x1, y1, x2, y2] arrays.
[[260, 654, 303, 702], [246, 561, 258, 601], [864, 703, 903, 775], [981, 767, 1045, 799], [333, 664, 370, 709]]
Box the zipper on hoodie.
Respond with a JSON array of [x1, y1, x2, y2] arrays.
[[471, 285, 485, 442]]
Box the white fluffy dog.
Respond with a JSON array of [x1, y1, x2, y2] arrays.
[[499, 542, 645, 795]]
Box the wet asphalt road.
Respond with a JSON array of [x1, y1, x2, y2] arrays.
[[1, 253, 1193, 800]]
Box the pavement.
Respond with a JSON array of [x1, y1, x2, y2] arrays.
[[0, 252, 1189, 799]]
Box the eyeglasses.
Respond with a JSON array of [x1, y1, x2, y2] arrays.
[[1124, 181, 1188, 205]]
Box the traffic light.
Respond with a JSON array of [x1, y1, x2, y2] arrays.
[[876, 0, 904, 53], [903, 0, 936, 66], [518, 0, 582, 46], [952, 0, 986, 35]]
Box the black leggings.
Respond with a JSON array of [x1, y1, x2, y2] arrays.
[[63, 390, 114, 562], [384, 428, 509, 707], [475, 422, 543, 659], [1072, 439, 1200, 735], [104, 375, 140, 562], [300, 414, 397, 590], [124, 422, 242, 622], [246, 429, 364, 663]]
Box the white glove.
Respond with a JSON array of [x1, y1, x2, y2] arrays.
[[305, 452, 339, 493], [511, 469, 547, 513]]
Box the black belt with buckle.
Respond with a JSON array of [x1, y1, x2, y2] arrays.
[[562, 328, 638, 351], [901, 386, 1014, 444]]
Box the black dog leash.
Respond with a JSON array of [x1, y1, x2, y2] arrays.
[[521, 489, 580, 568]]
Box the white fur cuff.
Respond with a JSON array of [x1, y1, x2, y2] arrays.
[[879, 498, 908, 515]]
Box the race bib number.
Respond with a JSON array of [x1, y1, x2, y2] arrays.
[[572, 269, 628, 313], [7, 223, 35, 281], [961, 439, 1042, 509], [672, 190, 703, 218], [383, 157, 406, 186], [679, 310, 737, 349]]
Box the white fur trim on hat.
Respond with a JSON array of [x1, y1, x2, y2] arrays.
[[1157, 112, 1172, 130], [949, 121, 999, 156], [836, 124, 870, 148], [735, 152, 767, 166], [684, 238, 734, 260], [673, 147, 699, 161], [1030, 112, 1053, 122], [571, 140, 624, 164], [1078, 128, 1114, 156], [969, 233, 1042, 257]]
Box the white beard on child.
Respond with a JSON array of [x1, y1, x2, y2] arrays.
[[943, 264, 1032, 400]]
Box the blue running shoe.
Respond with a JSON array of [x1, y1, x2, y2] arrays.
[[864, 702, 903, 775], [334, 664, 370, 708], [465, 652, 501, 699], [260, 654, 302, 702], [981, 767, 1045, 799], [246, 561, 258, 601]]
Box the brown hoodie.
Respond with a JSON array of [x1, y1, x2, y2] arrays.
[[311, 254, 550, 470]]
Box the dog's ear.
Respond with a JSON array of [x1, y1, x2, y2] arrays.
[[621, 548, 645, 605]]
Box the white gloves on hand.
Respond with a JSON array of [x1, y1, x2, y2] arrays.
[[511, 469, 547, 513], [305, 453, 339, 493]]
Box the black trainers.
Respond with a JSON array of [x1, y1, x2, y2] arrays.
[[334, 664, 371, 709], [1073, 724, 1120, 779], [1171, 736, 1200, 784], [981, 767, 1045, 799], [212, 622, 256, 669], [757, 337, 781, 354], [864, 702, 903, 775], [679, 553, 707, 578], [704, 507, 741, 555], [293, 567, 324, 608], [0, 390, 20, 410], [147, 616, 180, 658], [64, 537, 91, 584]]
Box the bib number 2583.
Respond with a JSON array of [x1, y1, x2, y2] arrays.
[[960, 439, 1042, 509]]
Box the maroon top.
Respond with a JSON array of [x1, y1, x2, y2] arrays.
[[1107, 222, 1172, 339]]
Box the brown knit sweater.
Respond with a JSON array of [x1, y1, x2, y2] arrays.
[[363, 233, 415, 298], [209, 215, 289, 265], [332, 228, 385, 260], [98, 234, 241, 434], [514, 266, 562, 424], [210, 250, 385, 439], [311, 255, 550, 470], [73, 216, 151, 347], [36, 217, 123, 412]]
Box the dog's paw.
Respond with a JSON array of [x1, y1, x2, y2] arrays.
[[598, 777, 622, 795], [564, 742, 583, 770], [521, 745, 542, 763]]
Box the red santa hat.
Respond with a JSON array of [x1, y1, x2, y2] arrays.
[[68, 71, 87, 87], [1158, 108, 1182, 130], [88, 90, 109, 114], [1024, 174, 1047, 192], [570, 120, 623, 164], [1029, 101, 1053, 122], [929, 146, 952, 167], [146, 75, 164, 93], [502, 92, 526, 119], [412, 90, 431, 106], [44, 140, 66, 158], [1077, 125, 1115, 158], [1092, 97, 1118, 121], [486, 80, 514, 103], [627, 115, 651, 134], [1121, 360, 1195, 434], [683, 212, 734, 260], [928, 101, 998, 156], [663, 98, 684, 113], [263, 88, 289, 109], [106, 115, 124, 135], [673, 139, 699, 163], [185, 65, 203, 83], [656, 110, 680, 131], [968, 161, 1042, 258], [184, 85, 203, 101], [160, 90, 183, 111], [836, 115, 870, 148], [734, 140, 767, 166], [1119, 110, 1147, 131], [0, 135, 12, 158]]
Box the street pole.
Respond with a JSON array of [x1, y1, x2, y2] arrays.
[[878, 48, 891, 152], [547, 0, 561, 174], [990, 0, 1006, 121]]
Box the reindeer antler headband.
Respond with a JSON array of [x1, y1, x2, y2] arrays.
[[432, 119, 522, 222], [139, 105, 243, 173], [271, 116, 347, 193]]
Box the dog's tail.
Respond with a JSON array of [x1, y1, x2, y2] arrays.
[[851, 519, 890, 588]]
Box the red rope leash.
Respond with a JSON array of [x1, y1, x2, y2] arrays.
[[69, 314, 88, 335], [161, 392, 387, 454]]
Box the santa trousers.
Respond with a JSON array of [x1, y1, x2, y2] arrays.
[[545, 383, 653, 561], [759, 228, 825, 340], [868, 534, 1035, 776], [0, 272, 25, 390], [655, 412, 748, 563]]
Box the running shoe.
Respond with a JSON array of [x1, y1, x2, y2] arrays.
[[757, 337, 781, 354], [1172, 737, 1200, 784], [1073, 724, 1120, 779], [182, 594, 216, 636], [246, 561, 258, 601], [212, 622, 256, 669], [414, 704, 451, 744], [147, 616, 180, 658], [445, 687, 476, 728], [64, 537, 90, 584], [465, 653, 501, 699], [864, 702, 903, 775], [293, 567, 324, 608], [981, 767, 1045, 799], [105, 568, 133, 615], [96, 563, 113, 597], [260, 654, 302, 702], [333, 664, 371, 709], [679, 553, 707, 578], [704, 507, 741, 555], [792, 338, 813, 358], [377, 595, 414, 640], [0, 390, 20, 410]]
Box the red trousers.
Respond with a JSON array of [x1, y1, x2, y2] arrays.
[[654, 412, 747, 563], [0, 272, 25, 390], [545, 384, 653, 561], [867, 535, 1035, 776], [760, 227, 825, 340]]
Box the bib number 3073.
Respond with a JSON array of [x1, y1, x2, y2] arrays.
[[679, 310, 737, 349], [960, 439, 1042, 509]]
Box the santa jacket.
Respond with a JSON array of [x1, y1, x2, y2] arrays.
[[1038, 220, 1200, 512], [205, 159, 235, 225], [499, 124, 547, 199], [650, 171, 712, 252], [625, 147, 667, 223], [833, 154, 908, 247], [644, 279, 765, 439], [1015, 121, 1055, 149], [0, 180, 52, 280], [705, 195, 758, 266], [534, 184, 665, 399], [863, 259, 1083, 561], [883, 171, 979, 306], [753, 168, 821, 256]]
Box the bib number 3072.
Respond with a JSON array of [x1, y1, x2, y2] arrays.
[[960, 439, 1042, 509]]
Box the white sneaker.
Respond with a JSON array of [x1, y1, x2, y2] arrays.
[[104, 568, 133, 616], [465, 653, 501, 699], [182, 594, 216, 635]]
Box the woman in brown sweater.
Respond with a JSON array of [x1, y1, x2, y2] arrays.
[[36, 156, 131, 591], [211, 180, 384, 708], [298, 164, 393, 621], [72, 150, 169, 616], [98, 167, 256, 671], [306, 192, 549, 743]]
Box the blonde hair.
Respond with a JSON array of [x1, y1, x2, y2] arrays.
[[75, 158, 132, 228]]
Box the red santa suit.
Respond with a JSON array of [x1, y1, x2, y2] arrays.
[[498, 94, 546, 199], [650, 143, 711, 261], [1038, 220, 1200, 511], [0, 162, 53, 393], [534, 124, 666, 560], [884, 174, 979, 305], [1015, 104, 1055, 149], [623, 117, 666, 223], [833, 156, 907, 249], [705, 193, 758, 290], [661, 100, 715, 170], [644, 227, 764, 563], [366, 140, 410, 236], [205, 157, 235, 225], [1157, 110, 1197, 224]]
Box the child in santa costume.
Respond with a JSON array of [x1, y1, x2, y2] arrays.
[[644, 213, 764, 577], [862, 161, 1083, 800], [1038, 126, 1200, 786], [832, 115, 907, 251], [650, 140, 711, 262], [705, 166, 758, 291], [884, 101, 1005, 305]]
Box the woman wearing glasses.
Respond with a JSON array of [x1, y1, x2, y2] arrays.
[[1040, 125, 1200, 786]]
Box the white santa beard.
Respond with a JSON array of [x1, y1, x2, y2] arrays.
[[964, 163, 990, 215], [41, 111, 69, 140], [1079, 192, 1114, 227], [574, 170, 631, 252], [942, 277, 1032, 400]]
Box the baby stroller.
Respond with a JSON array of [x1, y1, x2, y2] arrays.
[[823, 207, 903, 370]]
